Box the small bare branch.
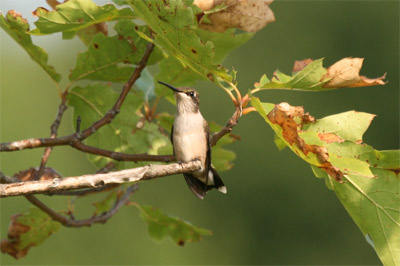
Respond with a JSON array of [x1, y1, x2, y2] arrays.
[[0, 160, 201, 198], [0, 171, 18, 184], [46, 184, 119, 197], [35, 98, 68, 180], [71, 141, 175, 162], [25, 184, 138, 227], [210, 106, 242, 146]]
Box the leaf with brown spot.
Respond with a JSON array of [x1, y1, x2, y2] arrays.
[[134, 204, 212, 245], [251, 97, 377, 180], [0, 10, 61, 82], [318, 133, 344, 144], [1, 208, 61, 259], [255, 57, 386, 92], [30, 0, 135, 35], [133, 0, 236, 86], [196, 0, 275, 32], [292, 58, 314, 72], [323, 57, 387, 88], [251, 96, 400, 265]]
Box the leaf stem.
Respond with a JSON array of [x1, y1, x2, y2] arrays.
[[242, 107, 256, 115]]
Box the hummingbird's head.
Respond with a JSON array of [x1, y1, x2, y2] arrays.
[[158, 81, 200, 113]]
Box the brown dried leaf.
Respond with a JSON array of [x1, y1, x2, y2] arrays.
[[13, 167, 62, 181], [323, 57, 387, 88], [196, 0, 275, 32], [193, 0, 225, 11], [0, 214, 30, 259]]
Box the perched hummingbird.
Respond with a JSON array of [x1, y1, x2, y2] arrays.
[[158, 81, 227, 199]]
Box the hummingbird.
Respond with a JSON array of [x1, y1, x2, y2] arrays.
[[158, 81, 227, 199]]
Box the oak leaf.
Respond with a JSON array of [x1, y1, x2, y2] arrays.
[[195, 0, 275, 32], [323, 57, 386, 88]]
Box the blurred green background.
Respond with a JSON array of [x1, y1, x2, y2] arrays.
[[1, 0, 398, 265]]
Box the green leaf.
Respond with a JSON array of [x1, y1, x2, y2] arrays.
[[211, 145, 236, 172], [92, 190, 118, 215], [69, 19, 160, 83], [274, 133, 287, 150], [113, 0, 129, 6], [251, 96, 400, 265], [195, 28, 254, 64], [155, 113, 174, 134], [0, 207, 61, 259], [113, 19, 164, 65], [316, 166, 400, 266], [30, 0, 135, 36], [155, 28, 253, 99], [304, 111, 376, 143], [67, 83, 172, 169], [155, 55, 205, 103], [130, 0, 232, 84], [255, 58, 330, 92], [0, 11, 61, 83], [134, 68, 156, 102], [209, 122, 237, 171], [69, 33, 134, 82], [135, 204, 212, 245]]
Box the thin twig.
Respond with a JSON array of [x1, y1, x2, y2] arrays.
[[35, 97, 68, 180], [71, 140, 175, 162], [0, 160, 201, 198], [46, 184, 119, 196], [0, 171, 18, 184], [25, 184, 138, 227], [210, 106, 242, 146]]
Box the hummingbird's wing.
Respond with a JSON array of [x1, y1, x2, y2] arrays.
[[204, 121, 227, 194], [170, 123, 175, 156], [183, 174, 207, 199], [205, 120, 212, 175]]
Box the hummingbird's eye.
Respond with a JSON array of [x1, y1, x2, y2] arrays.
[[187, 91, 195, 97]]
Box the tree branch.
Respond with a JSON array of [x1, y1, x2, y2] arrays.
[[44, 162, 118, 196], [0, 42, 155, 153], [25, 184, 138, 227], [0, 160, 201, 198], [210, 106, 242, 146], [1, 100, 238, 163], [71, 141, 175, 162], [78, 42, 155, 140]]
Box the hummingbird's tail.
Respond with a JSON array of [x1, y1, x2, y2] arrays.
[[184, 167, 227, 199]]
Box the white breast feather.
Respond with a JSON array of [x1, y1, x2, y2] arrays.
[[173, 113, 207, 165]]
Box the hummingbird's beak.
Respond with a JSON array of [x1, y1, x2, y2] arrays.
[[158, 81, 181, 92]]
